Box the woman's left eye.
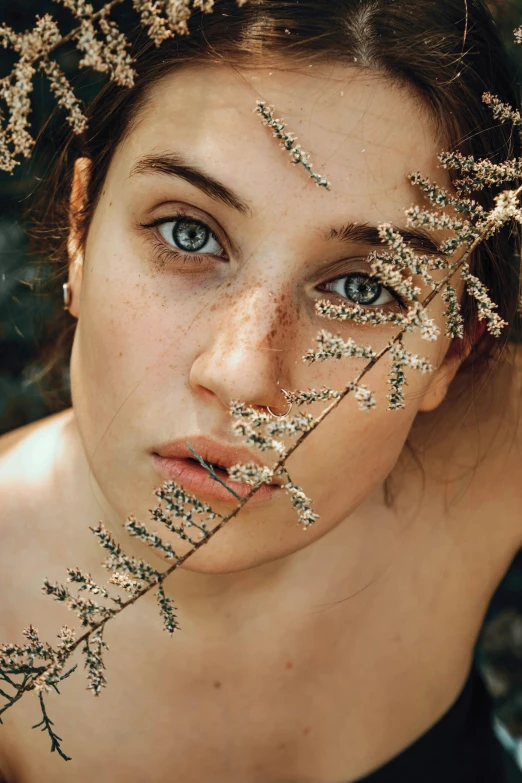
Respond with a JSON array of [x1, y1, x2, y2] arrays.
[[323, 272, 398, 309], [157, 216, 224, 256]]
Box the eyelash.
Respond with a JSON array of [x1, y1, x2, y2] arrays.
[[139, 213, 408, 313], [139, 214, 225, 267]]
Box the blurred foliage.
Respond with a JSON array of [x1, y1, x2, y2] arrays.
[[3, 0, 522, 745]]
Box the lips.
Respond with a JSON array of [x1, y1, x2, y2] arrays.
[[150, 435, 283, 505]]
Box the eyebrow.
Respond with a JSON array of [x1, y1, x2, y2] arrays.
[[129, 153, 252, 215], [129, 152, 444, 256], [319, 223, 444, 257]]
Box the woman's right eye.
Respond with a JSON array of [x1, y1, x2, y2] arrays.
[[157, 217, 225, 257]]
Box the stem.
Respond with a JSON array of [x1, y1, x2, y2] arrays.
[[186, 442, 242, 501]]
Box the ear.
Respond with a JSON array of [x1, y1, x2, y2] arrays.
[[417, 319, 487, 413], [66, 157, 91, 320]]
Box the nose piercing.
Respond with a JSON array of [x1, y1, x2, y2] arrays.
[[267, 390, 293, 419]]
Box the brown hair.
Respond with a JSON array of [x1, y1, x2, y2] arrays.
[[27, 0, 522, 429]]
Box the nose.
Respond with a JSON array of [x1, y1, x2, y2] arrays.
[[189, 281, 296, 416]]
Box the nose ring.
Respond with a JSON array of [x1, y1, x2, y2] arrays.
[[267, 390, 293, 419]]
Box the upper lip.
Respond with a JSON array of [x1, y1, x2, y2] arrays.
[[151, 436, 284, 486]]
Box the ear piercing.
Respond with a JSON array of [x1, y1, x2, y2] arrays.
[[63, 282, 71, 310]]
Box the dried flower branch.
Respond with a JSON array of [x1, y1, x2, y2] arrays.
[[254, 99, 332, 191], [0, 0, 248, 173], [482, 91, 522, 127], [1, 170, 521, 762], [0, 14, 62, 171]]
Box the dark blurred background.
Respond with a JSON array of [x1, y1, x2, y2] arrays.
[[3, 0, 522, 759]]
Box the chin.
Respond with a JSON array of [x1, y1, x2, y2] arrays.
[[177, 554, 263, 575], [174, 533, 293, 575]]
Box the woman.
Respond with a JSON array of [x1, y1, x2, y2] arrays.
[[1, 0, 522, 780]]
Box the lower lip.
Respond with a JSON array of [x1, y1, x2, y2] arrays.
[[151, 455, 281, 505]]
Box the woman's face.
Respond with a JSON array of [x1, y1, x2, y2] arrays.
[[68, 63, 463, 575]]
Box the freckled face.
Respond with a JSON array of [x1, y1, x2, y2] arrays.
[[69, 63, 458, 574]]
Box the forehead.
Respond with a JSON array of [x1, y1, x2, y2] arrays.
[[118, 63, 448, 220]]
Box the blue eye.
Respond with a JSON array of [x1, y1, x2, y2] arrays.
[[158, 217, 224, 255], [325, 272, 396, 307]]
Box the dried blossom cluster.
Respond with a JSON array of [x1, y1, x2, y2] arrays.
[[133, 0, 242, 44], [0, 14, 67, 171], [0, 0, 248, 173], [2, 0, 522, 764], [255, 99, 332, 190]]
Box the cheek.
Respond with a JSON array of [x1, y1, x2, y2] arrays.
[[70, 246, 211, 443], [286, 380, 416, 522]]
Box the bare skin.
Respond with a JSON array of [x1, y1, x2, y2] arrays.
[[1, 355, 521, 783], [1, 63, 522, 781]]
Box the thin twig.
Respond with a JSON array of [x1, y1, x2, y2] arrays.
[[186, 441, 242, 501]]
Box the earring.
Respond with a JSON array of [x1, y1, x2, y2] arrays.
[[267, 390, 293, 419], [63, 282, 71, 310]]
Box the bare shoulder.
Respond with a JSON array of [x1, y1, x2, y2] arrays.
[[0, 407, 71, 589], [0, 408, 77, 636], [0, 407, 74, 473], [0, 410, 77, 780], [0, 408, 74, 523]]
